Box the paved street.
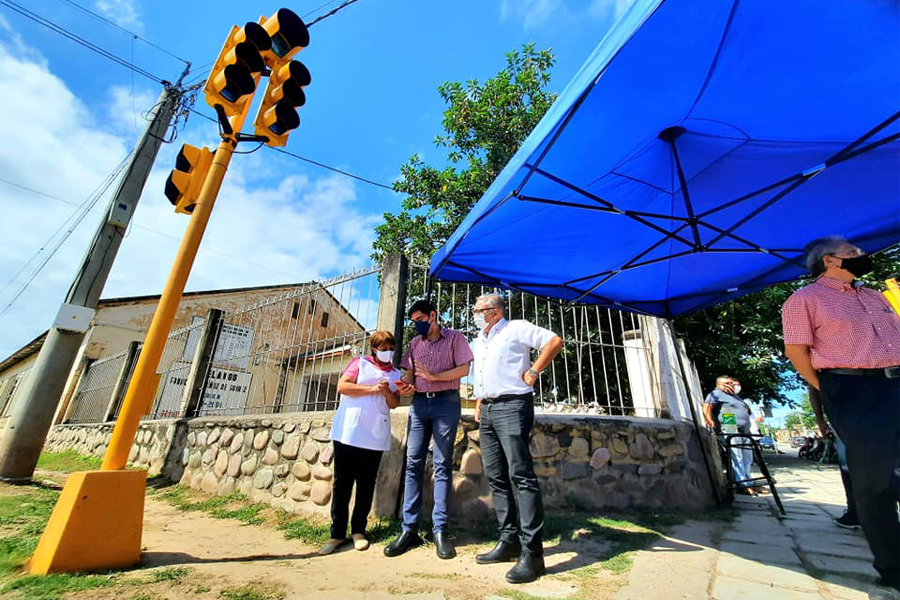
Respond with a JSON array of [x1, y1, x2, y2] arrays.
[[617, 451, 878, 600]]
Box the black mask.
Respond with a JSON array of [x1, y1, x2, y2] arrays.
[[839, 254, 874, 278]]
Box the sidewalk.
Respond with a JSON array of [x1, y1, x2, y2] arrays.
[[617, 451, 877, 600]]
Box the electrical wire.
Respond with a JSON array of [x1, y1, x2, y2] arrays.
[[57, 0, 191, 65], [306, 0, 366, 27], [0, 0, 164, 83], [0, 155, 131, 317], [0, 177, 323, 283], [187, 107, 396, 191], [303, 0, 342, 19]]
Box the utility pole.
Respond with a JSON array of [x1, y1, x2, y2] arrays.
[[0, 84, 182, 481]]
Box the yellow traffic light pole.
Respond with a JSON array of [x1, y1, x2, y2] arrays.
[[30, 109, 246, 577], [102, 142, 235, 470], [28, 7, 309, 575]]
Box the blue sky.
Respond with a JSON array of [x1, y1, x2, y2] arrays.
[[0, 0, 633, 358]]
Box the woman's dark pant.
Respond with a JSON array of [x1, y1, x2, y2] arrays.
[[330, 440, 383, 539], [819, 371, 900, 584]]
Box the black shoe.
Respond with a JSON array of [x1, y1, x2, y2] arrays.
[[433, 531, 456, 559], [833, 511, 862, 530], [476, 540, 521, 564], [383, 531, 423, 557], [505, 553, 545, 584]]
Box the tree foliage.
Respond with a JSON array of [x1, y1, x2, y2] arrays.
[[372, 44, 556, 264], [784, 395, 818, 431]]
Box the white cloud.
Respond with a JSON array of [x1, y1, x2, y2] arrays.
[[106, 85, 159, 135], [93, 0, 142, 32], [500, 0, 635, 29], [0, 40, 382, 359]]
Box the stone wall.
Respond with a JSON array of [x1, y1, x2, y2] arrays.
[[44, 409, 718, 525]]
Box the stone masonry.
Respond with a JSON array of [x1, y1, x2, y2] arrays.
[[43, 410, 716, 524]]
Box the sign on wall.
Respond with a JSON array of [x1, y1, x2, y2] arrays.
[[183, 316, 255, 370], [157, 362, 253, 415]]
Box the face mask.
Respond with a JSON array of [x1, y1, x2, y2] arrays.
[[473, 313, 488, 330], [733, 384, 742, 395], [375, 349, 394, 363], [839, 254, 874, 278], [413, 320, 431, 336]]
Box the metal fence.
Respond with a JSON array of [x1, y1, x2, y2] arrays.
[[144, 319, 207, 420], [65, 351, 131, 424], [407, 260, 662, 417], [192, 266, 383, 417]]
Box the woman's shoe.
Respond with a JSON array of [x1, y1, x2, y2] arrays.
[[319, 538, 346, 555], [352, 534, 370, 551]]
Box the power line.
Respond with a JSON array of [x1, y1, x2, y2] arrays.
[[303, 0, 343, 19], [307, 0, 366, 27], [57, 0, 191, 65], [0, 0, 164, 83], [187, 108, 396, 191], [0, 177, 322, 283], [0, 155, 130, 317]]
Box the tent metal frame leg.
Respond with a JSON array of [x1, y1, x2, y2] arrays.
[[666, 319, 722, 507]]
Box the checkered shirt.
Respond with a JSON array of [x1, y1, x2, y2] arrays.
[[781, 277, 900, 369]]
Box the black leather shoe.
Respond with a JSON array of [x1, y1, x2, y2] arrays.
[[476, 540, 521, 564], [383, 531, 423, 557], [505, 553, 546, 584], [433, 531, 456, 559]]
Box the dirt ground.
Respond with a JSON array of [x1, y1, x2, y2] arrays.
[[10, 471, 641, 600]]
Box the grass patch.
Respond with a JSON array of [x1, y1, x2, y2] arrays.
[[497, 590, 587, 600], [219, 583, 285, 600], [1, 573, 113, 600], [36, 450, 101, 473], [148, 566, 191, 582], [0, 486, 59, 574], [408, 572, 460, 580], [211, 503, 268, 526], [129, 592, 163, 600], [276, 513, 331, 546]]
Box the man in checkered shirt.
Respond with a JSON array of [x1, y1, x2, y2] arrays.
[[782, 236, 900, 595]]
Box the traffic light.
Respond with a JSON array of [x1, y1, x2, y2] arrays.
[[259, 8, 309, 66], [164, 144, 214, 214], [253, 61, 311, 147], [204, 22, 273, 116]]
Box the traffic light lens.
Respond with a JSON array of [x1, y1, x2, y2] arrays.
[[269, 9, 309, 57], [242, 22, 273, 52], [219, 65, 257, 102], [269, 101, 300, 135]]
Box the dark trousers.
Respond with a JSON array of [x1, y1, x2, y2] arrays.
[[330, 440, 383, 539], [480, 393, 544, 555], [820, 371, 900, 584]]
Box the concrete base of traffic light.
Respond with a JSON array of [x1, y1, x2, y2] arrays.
[[29, 469, 146, 574]]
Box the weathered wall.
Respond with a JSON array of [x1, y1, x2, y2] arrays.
[[43, 409, 718, 526]]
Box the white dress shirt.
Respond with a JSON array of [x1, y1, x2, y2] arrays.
[[471, 318, 557, 399]]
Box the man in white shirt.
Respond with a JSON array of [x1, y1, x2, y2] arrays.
[[471, 293, 562, 584]]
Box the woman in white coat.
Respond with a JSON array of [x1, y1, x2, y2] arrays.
[[320, 330, 401, 555]]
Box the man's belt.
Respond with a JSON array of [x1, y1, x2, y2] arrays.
[[482, 392, 533, 404], [821, 366, 900, 379], [414, 389, 459, 399]]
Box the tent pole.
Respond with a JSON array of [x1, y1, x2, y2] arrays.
[[666, 318, 722, 506]]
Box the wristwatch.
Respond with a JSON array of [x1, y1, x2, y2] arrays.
[[527, 368, 539, 378]]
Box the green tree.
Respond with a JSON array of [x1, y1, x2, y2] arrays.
[[677, 244, 899, 405], [372, 44, 556, 263], [783, 395, 819, 431]]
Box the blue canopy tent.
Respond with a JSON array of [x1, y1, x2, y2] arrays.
[[430, 0, 900, 318]]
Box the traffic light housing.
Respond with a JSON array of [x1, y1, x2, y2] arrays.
[[165, 144, 214, 214], [253, 61, 311, 147], [259, 9, 309, 66], [204, 22, 273, 116]]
